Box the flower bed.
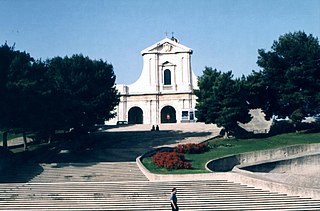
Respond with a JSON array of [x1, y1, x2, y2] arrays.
[[174, 143, 209, 154], [152, 151, 191, 170], [151, 143, 209, 170]]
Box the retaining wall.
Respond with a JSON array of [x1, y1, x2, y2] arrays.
[[206, 143, 320, 172], [137, 143, 320, 199], [205, 143, 320, 199]]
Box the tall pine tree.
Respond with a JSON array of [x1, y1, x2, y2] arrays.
[[195, 67, 251, 136]]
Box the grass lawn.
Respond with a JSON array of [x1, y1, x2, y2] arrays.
[[142, 132, 320, 174]]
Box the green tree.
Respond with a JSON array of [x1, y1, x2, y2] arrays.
[[0, 43, 16, 148], [256, 31, 320, 123], [1, 44, 119, 148], [240, 71, 276, 121], [194, 67, 252, 136], [0, 44, 40, 149], [6, 49, 41, 150], [46, 55, 119, 132]]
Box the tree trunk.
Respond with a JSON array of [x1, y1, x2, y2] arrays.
[[2, 131, 8, 148], [48, 129, 55, 144], [293, 122, 299, 133], [223, 131, 228, 139], [23, 132, 28, 151]]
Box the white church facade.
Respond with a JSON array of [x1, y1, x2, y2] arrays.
[[106, 36, 198, 125]]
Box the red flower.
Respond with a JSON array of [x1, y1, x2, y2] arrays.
[[152, 151, 192, 170], [173, 143, 209, 154]]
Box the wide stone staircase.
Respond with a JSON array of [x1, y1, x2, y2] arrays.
[[0, 162, 147, 183], [1, 162, 320, 210], [1, 124, 320, 210]]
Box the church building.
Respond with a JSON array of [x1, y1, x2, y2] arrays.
[[106, 36, 198, 125]]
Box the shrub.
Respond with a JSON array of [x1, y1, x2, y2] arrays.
[[269, 120, 295, 135], [174, 143, 209, 154], [152, 151, 191, 170]]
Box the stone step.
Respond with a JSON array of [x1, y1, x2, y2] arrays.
[[0, 162, 148, 183], [0, 181, 319, 210]]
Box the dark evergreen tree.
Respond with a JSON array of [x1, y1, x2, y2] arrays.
[[6, 50, 40, 149], [195, 67, 252, 136], [0, 43, 16, 148], [256, 31, 320, 123], [46, 54, 119, 132], [1, 44, 119, 147]]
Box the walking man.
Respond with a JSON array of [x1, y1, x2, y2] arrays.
[[170, 187, 179, 211]]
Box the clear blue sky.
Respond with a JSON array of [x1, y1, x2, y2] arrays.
[[1, 0, 319, 84]]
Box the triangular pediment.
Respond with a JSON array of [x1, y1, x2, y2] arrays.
[[141, 37, 192, 55], [162, 61, 175, 66]]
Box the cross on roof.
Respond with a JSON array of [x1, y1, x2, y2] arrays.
[[165, 32, 174, 38]]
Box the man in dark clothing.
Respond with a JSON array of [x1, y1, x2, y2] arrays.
[[170, 187, 179, 211]]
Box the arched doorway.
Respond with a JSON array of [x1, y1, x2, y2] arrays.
[[161, 106, 176, 123], [128, 107, 143, 124]]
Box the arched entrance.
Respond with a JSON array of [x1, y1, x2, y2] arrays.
[[128, 107, 143, 124], [161, 106, 176, 123]]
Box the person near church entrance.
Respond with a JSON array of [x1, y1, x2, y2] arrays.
[[170, 187, 179, 211], [166, 113, 171, 121]]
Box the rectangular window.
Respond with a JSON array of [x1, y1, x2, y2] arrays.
[[182, 111, 188, 120], [189, 111, 194, 120]]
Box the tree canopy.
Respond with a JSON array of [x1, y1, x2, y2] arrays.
[[0, 43, 119, 146], [194, 67, 251, 135], [46, 55, 119, 131], [195, 31, 320, 135], [254, 31, 320, 122], [0, 44, 38, 132]]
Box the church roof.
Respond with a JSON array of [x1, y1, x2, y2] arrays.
[[141, 37, 193, 55]]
